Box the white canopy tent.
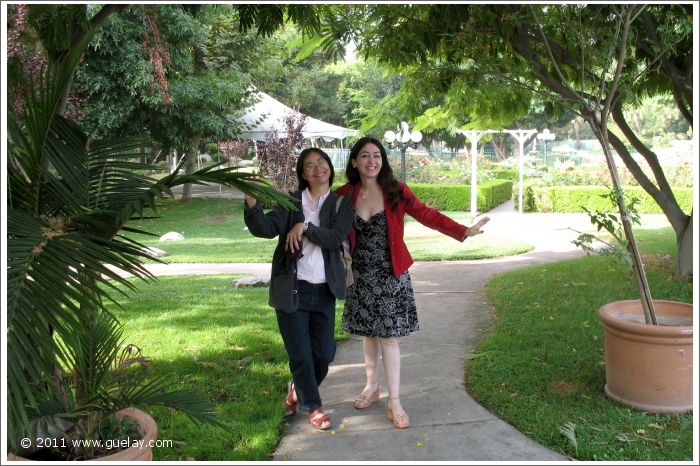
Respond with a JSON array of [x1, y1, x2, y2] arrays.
[[236, 92, 358, 142]]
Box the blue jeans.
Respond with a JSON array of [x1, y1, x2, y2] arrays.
[[276, 280, 336, 412]]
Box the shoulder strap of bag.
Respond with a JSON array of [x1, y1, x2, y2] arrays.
[[335, 194, 344, 212], [335, 186, 354, 212]]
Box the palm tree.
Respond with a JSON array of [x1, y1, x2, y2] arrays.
[[6, 30, 293, 458]]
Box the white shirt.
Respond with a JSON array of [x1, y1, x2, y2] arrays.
[[296, 188, 330, 283]]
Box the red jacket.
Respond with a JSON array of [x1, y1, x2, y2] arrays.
[[336, 182, 468, 277]]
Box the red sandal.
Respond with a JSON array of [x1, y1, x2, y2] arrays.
[[283, 381, 297, 416], [308, 408, 331, 430]]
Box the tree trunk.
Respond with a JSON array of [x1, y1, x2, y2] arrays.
[[180, 135, 201, 201], [607, 103, 693, 277], [491, 135, 511, 161], [675, 213, 693, 281], [56, 71, 76, 117], [150, 143, 162, 165], [491, 140, 505, 161], [573, 118, 581, 150]]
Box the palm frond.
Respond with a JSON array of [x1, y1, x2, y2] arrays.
[[59, 312, 124, 400], [559, 421, 578, 450], [162, 164, 297, 210], [115, 377, 223, 427]]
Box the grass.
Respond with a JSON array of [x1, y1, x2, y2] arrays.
[[122, 199, 532, 263], [105, 275, 349, 461], [403, 212, 531, 260], [467, 225, 693, 461]]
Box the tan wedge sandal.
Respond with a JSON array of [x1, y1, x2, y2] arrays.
[[354, 384, 381, 409], [386, 397, 410, 429]]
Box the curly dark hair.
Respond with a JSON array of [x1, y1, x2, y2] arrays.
[[345, 137, 407, 211]]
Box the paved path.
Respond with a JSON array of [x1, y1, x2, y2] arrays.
[[129, 200, 668, 461], [169, 182, 245, 200], [271, 202, 587, 461]]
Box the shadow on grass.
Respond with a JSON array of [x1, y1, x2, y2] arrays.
[[107, 275, 347, 461]]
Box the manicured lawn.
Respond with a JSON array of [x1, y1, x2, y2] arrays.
[[106, 275, 348, 461], [123, 199, 532, 262], [468, 225, 693, 461]]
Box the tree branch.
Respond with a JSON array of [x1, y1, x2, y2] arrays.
[[70, 4, 130, 49], [639, 10, 693, 107]]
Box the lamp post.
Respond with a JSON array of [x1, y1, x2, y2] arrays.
[[537, 128, 556, 165], [384, 121, 422, 183]]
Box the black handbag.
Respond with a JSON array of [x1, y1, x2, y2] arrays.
[[335, 194, 354, 287]]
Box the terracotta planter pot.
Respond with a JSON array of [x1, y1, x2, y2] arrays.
[[8, 407, 157, 461], [598, 299, 693, 413], [96, 407, 158, 461]]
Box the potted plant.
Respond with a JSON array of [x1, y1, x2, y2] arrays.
[[573, 192, 693, 413], [6, 17, 293, 460], [547, 6, 693, 413]]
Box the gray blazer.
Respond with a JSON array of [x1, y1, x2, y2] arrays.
[[244, 190, 354, 312]]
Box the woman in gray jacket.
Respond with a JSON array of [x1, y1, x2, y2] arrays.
[[244, 148, 354, 430]]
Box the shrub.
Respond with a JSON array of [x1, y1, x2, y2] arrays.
[[516, 185, 693, 214], [488, 169, 518, 181], [204, 142, 219, 155], [541, 164, 693, 188], [409, 179, 513, 211]]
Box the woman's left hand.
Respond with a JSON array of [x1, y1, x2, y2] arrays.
[[463, 216, 490, 239], [285, 222, 306, 253]]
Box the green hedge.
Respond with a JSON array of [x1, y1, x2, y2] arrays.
[[514, 185, 693, 214], [408, 179, 513, 211], [487, 169, 519, 181], [332, 180, 513, 212]]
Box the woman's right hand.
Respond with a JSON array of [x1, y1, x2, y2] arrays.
[[463, 216, 490, 239], [244, 194, 257, 208]]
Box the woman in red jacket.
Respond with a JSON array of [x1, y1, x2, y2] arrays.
[[336, 137, 489, 429]]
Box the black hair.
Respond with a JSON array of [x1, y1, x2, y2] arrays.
[[295, 148, 335, 190], [345, 136, 406, 211]]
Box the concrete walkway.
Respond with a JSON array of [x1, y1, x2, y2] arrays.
[[131, 199, 643, 461], [270, 202, 589, 461]]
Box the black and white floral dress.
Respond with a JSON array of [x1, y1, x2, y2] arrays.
[[342, 211, 419, 338]]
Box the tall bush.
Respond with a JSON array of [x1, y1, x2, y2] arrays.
[[257, 111, 307, 189]]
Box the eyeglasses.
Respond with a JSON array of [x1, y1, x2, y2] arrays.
[[303, 159, 329, 172]]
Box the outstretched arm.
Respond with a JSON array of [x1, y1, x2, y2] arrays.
[[403, 185, 468, 241]]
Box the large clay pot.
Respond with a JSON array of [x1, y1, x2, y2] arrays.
[[7, 407, 157, 461], [96, 407, 158, 461], [598, 299, 693, 413]]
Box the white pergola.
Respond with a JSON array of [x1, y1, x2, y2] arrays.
[[503, 129, 538, 213], [459, 130, 497, 216], [458, 128, 538, 215]]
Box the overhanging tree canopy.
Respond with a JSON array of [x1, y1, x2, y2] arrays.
[[322, 3, 693, 280]]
